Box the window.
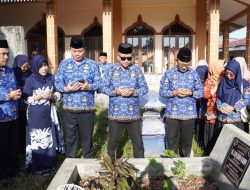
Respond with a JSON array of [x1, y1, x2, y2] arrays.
[[83, 24, 102, 61], [162, 15, 193, 70], [26, 18, 65, 63], [126, 21, 155, 73]]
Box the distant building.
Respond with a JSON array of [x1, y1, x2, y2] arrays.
[[0, 0, 250, 73], [219, 38, 246, 59]]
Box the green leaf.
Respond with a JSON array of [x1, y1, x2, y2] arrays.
[[171, 160, 186, 179], [163, 179, 172, 190], [107, 180, 114, 190], [163, 150, 178, 158], [117, 177, 129, 190]]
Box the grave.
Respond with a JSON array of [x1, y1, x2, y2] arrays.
[[47, 116, 250, 190], [140, 90, 166, 157], [142, 111, 166, 157], [47, 157, 213, 190]]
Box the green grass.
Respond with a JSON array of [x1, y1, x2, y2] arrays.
[[192, 137, 204, 157], [1, 103, 204, 190], [0, 155, 65, 190]]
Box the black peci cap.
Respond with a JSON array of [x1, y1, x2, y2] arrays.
[[118, 43, 132, 54], [99, 52, 107, 57], [70, 37, 84, 49], [177, 47, 192, 62], [0, 40, 8, 48]]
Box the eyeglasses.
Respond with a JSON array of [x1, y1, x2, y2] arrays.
[[32, 53, 38, 57], [119, 56, 132, 61]]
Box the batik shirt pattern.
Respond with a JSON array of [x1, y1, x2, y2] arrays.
[[216, 80, 250, 123], [99, 62, 112, 78], [101, 63, 148, 121], [55, 58, 101, 112], [0, 66, 18, 122], [160, 67, 203, 120]]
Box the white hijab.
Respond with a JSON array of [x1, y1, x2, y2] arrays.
[[234, 57, 250, 80]]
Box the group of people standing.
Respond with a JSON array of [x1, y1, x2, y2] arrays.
[[1, 35, 250, 186], [195, 56, 250, 156], [0, 39, 65, 186], [0, 37, 149, 186]]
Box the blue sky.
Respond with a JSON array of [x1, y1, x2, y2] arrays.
[[230, 26, 246, 39]]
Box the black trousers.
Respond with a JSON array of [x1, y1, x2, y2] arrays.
[[165, 118, 195, 157], [0, 120, 19, 179], [18, 109, 27, 153], [108, 120, 144, 158], [63, 110, 94, 158]]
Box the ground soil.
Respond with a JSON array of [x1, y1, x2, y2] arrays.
[[178, 175, 218, 190], [79, 175, 218, 190]]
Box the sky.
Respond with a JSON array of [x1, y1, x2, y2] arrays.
[[229, 26, 246, 39]]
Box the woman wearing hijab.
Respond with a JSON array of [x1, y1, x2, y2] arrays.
[[195, 60, 208, 147], [23, 55, 64, 175], [12, 55, 31, 86], [196, 60, 208, 84], [203, 60, 224, 155], [234, 57, 250, 82], [12, 54, 32, 153], [234, 57, 250, 133], [216, 60, 250, 133]]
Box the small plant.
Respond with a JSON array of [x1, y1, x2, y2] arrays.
[[148, 158, 164, 172], [163, 178, 173, 190], [163, 149, 178, 158], [100, 153, 138, 190], [171, 160, 186, 179], [163, 149, 186, 182]]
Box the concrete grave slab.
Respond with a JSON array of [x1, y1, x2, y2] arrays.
[[210, 124, 250, 190]]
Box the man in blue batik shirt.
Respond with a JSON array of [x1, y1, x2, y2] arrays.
[[55, 37, 101, 158], [0, 40, 22, 185], [159, 47, 203, 157], [98, 52, 112, 78], [101, 43, 148, 158]]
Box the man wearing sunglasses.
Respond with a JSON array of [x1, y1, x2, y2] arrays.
[[101, 43, 148, 158], [159, 47, 203, 157]]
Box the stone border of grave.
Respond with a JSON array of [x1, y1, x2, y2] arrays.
[[47, 157, 213, 190], [47, 124, 250, 190]]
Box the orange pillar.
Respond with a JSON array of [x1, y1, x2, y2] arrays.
[[207, 0, 220, 65], [196, 0, 207, 62], [246, 6, 250, 67], [103, 0, 112, 63], [112, 0, 122, 63], [46, 0, 58, 74], [223, 25, 229, 60]]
